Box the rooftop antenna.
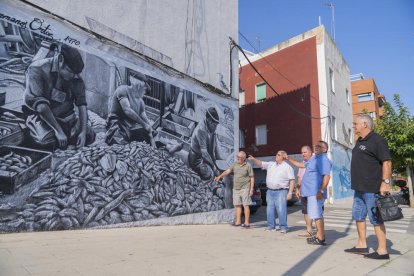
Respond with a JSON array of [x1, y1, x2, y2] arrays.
[[324, 2, 336, 42], [255, 36, 262, 53]]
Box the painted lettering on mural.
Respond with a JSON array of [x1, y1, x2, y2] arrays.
[[0, 11, 82, 46]]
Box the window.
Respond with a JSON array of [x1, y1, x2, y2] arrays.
[[357, 92, 373, 102], [329, 68, 335, 93], [348, 128, 353, 144], [239, 129, 246, 148], [346, 88, 350, 104], [331, 116, 337, 140], [255, 83, 266, 103], [239, 91, 245, 107], [368, 111, 377, 120], [255, 125, 267, 145]]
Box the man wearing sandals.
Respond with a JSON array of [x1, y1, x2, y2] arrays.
[[287, 141, 332, 245], [214, 151, 254, 228], [344, 114, 391, 260], [248, 151, 294, 233]]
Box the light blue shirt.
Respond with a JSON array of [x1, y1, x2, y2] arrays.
[[301, 153, 332, 198]]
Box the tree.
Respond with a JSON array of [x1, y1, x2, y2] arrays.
[[376, 94, 414, 207]]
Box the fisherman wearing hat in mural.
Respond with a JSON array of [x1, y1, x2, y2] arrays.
[[23, 44, 95, 149], [105, 72, 155, 146], [188, 106, 221, 180]]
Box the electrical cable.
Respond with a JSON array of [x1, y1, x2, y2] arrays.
[[230, 37, 329, 120]]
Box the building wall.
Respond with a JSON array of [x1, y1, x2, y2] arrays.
[[239, 37, 320, 155], [24, 0, 238, 95], [0, 0, 238, 232], [239, 26, 353, 202], [316, 27, 353, 201], [351, 78, 383, 118]]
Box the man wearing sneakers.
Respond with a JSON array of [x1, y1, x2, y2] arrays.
[[248, 151, 295, 233], [344, 114, 392, 260]]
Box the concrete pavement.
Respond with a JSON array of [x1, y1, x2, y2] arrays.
[[1, 204, 413, 276]]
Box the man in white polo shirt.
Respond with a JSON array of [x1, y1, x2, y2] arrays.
[[249, 151, 295, 233]]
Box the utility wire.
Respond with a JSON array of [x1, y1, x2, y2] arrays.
[[231, 37, 329, 120]]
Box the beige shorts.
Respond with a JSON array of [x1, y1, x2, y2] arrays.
[[233, 188, 252, 206]]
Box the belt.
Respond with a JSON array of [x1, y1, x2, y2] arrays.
[[267, 188, 288, 191]]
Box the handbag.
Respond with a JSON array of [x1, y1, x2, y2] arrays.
[[376, 194, 404, 221]]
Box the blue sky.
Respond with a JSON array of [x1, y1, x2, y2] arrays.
[[239, 0, 414, 114]]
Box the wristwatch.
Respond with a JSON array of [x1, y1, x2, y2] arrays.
[[382, 179, 391, 184]]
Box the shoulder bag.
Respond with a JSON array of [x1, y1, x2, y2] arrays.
[[376, 194, 404, 222]]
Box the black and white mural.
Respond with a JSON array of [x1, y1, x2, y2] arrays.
[[0, 1, 237, 232]]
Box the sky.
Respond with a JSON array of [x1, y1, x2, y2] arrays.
[[238, 0, 414, 114]]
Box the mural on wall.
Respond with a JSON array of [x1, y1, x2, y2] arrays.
[[0, 1, 236, 232], [331, 142, 353, 200]]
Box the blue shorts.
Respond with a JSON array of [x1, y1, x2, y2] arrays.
[[352, 191, 383, 225], [307, 195, 325, 220]]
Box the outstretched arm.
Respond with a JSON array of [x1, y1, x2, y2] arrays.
[[248, 155, 262, 167]]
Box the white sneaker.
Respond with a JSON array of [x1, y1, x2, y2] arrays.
[[280, 229, 288, 234], [265, 228, 277, 232]]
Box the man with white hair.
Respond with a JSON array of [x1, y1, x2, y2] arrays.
[[249, 151, 295, 233], [215, 151, 254, 228], [106, 72, 155, 146], [344, 114, 392, 260]]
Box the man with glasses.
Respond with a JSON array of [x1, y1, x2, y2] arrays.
[[248, 151, 295, 233], [288, 141, 331, 245], [24, 44, 95, 149], [214, 151, 254, 228], [344, 114, 391, 260]]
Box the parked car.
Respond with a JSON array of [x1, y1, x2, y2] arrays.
[[257, 181, 298, 207], [249, 186, 263, 214]]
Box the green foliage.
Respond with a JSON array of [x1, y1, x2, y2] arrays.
[[376, 94, 414, 173]]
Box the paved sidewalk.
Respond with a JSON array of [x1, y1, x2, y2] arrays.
[[1, 206, 413, 276]]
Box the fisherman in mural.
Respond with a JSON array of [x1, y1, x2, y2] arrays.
[[23, 44, 95, 149], [105, 72, 156, 146], [188, 106, 220, 180]]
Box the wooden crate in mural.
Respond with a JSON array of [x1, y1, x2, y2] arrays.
[[157, 127, 191, 152], [161, 111, 196, 137], [0, 146, 52, 194], [0, 121, 24, 146]]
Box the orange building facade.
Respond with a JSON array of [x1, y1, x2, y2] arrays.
[[351, 77, 385, 120]]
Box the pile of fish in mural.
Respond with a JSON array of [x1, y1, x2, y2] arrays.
[[0, 141, 225, 232]]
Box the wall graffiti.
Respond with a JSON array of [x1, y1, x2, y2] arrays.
[[331, 142, 353, 200], [0, 2, 236, 232]]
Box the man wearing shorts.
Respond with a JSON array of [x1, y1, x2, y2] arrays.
[[344, 114, 391, 260], [288, 141, 332, 245], [215, 151, 254, 228], [296, 145, 315, 237]]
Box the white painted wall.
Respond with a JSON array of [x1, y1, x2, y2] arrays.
[[318, 26, 353, 149], [24, 0, 238, 96]]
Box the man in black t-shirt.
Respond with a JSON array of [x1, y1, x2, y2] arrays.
[[344, 114, 392, 260]]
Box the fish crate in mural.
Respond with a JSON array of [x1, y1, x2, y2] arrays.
[[0, 146, 52, 194], [161, 111, 196, 138], [0, 120, 24, 146], [0, 1, 236, 233]]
